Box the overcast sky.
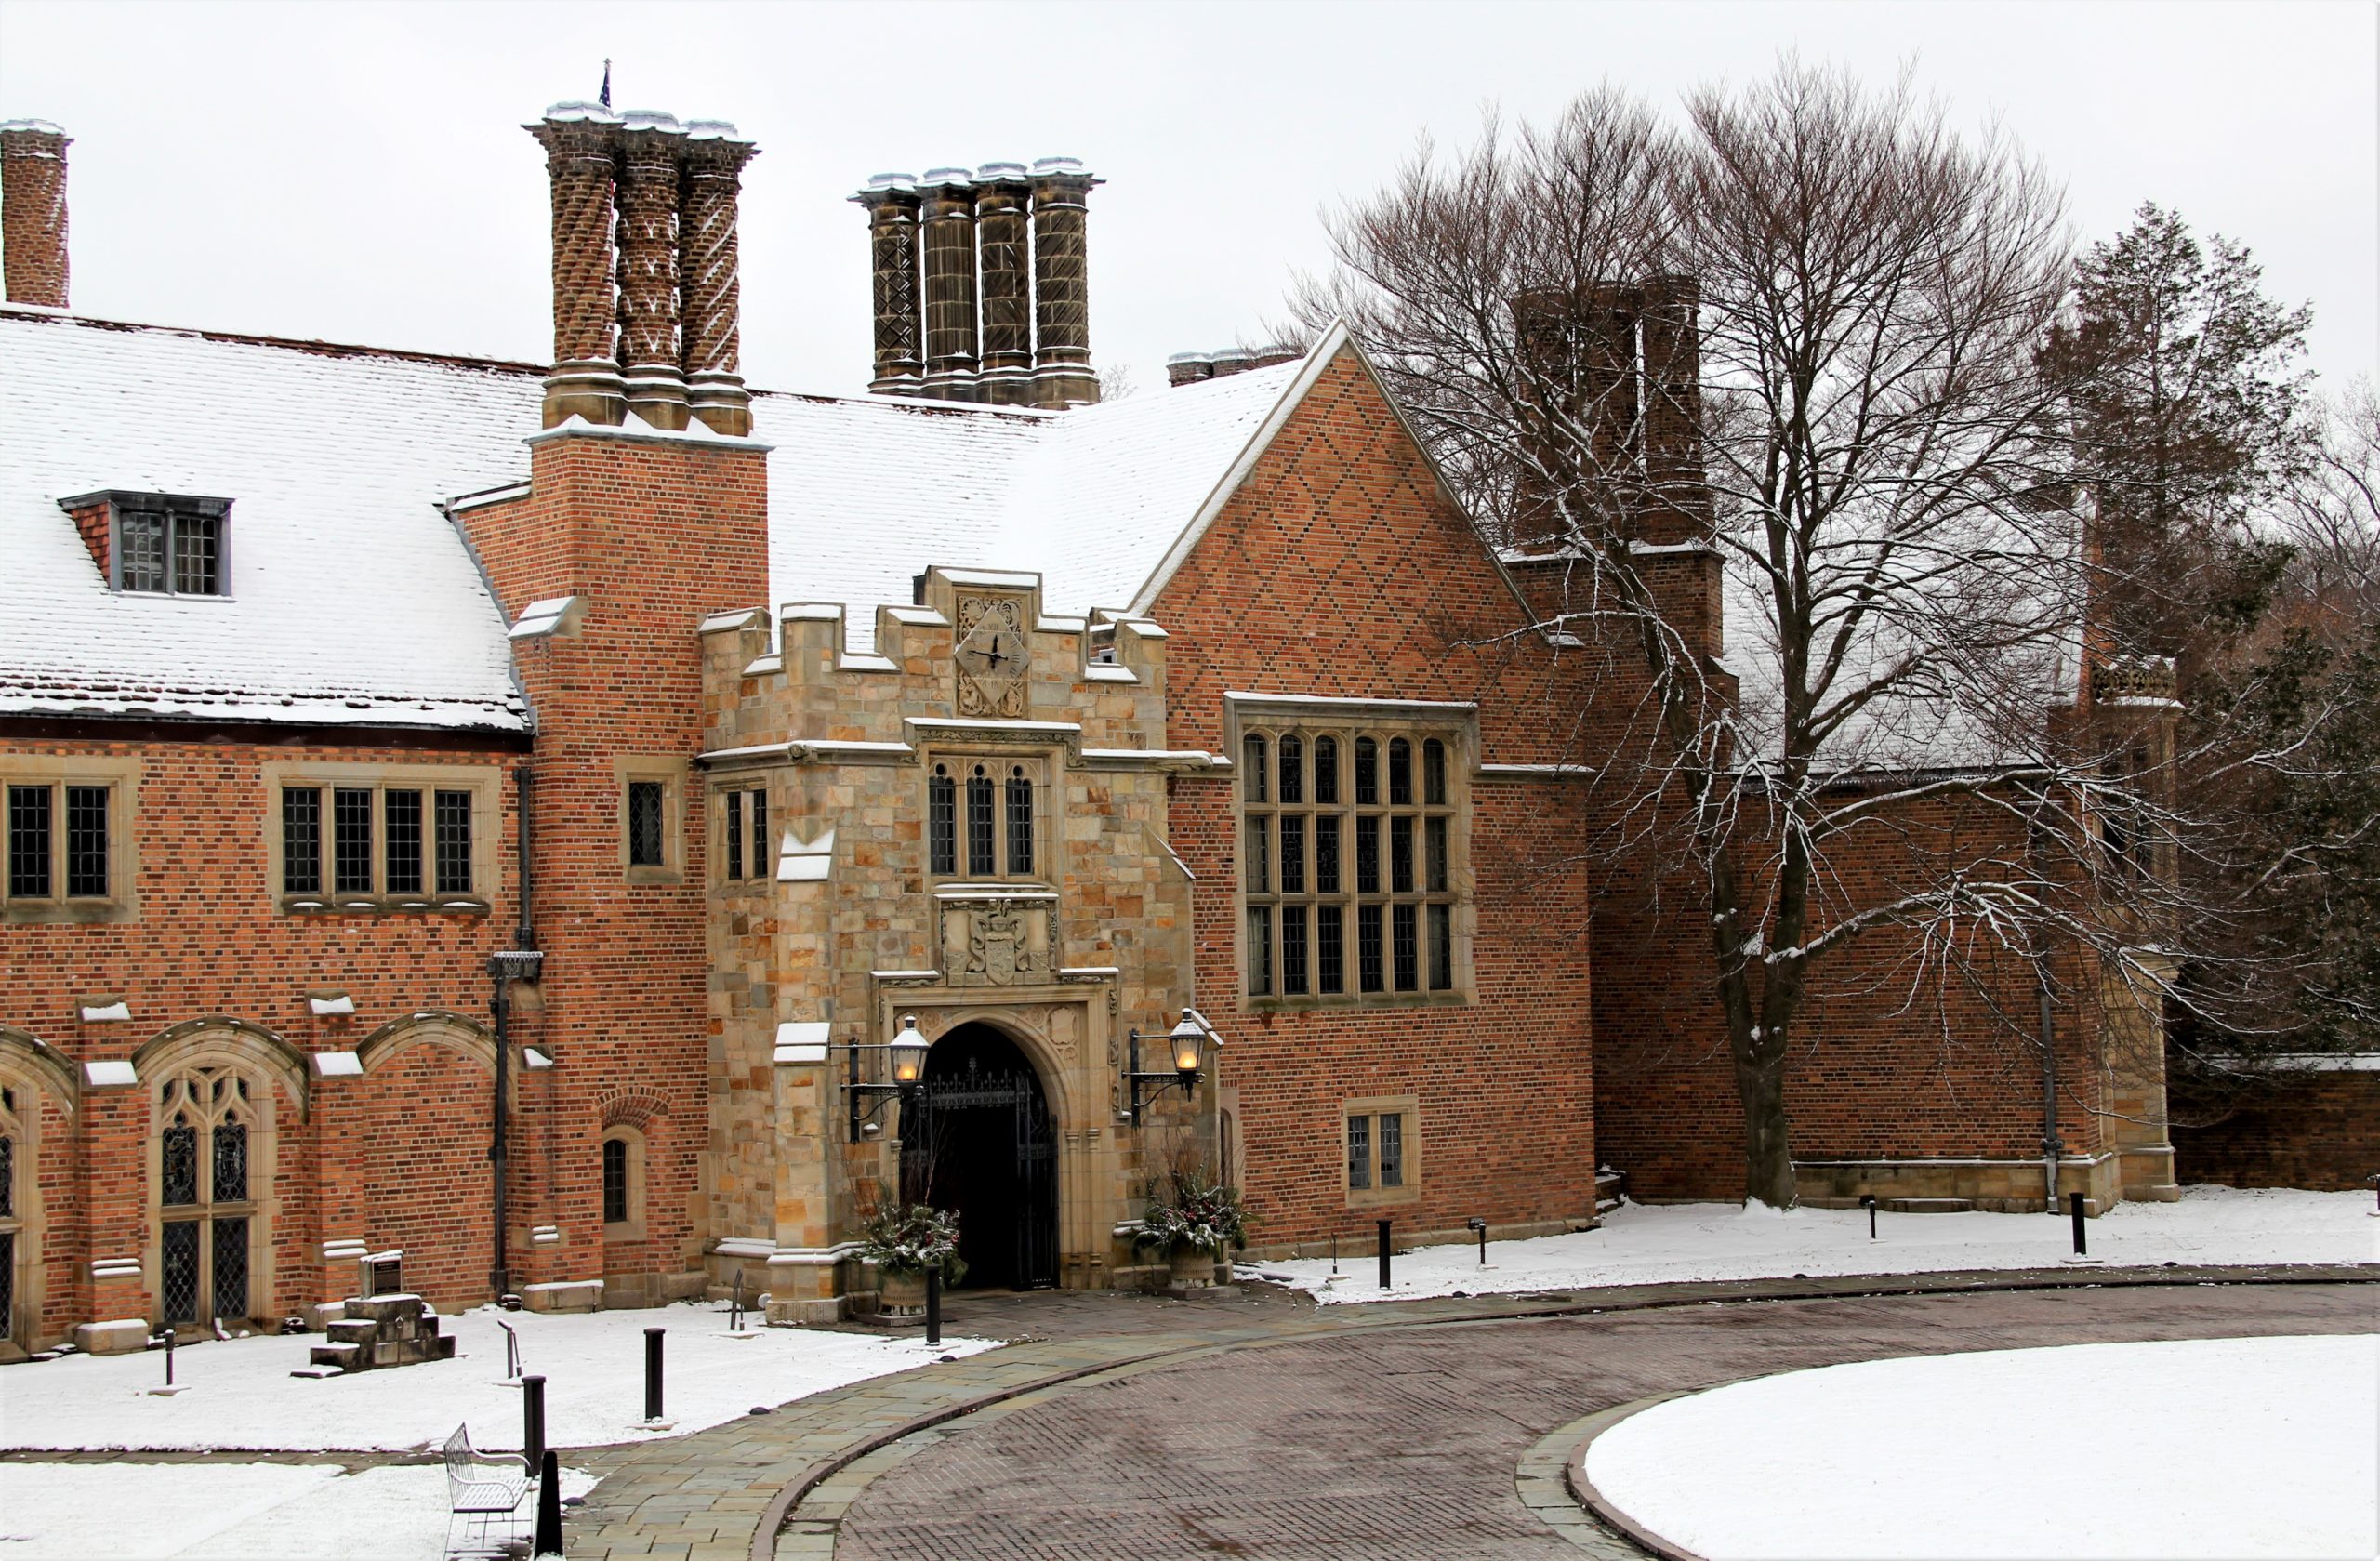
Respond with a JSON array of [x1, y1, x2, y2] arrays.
[[3, 0, 2373, 400]]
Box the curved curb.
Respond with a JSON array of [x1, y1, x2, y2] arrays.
[[1554, 1394, 1712, 1561], [735, 1263, 2377, 1560]]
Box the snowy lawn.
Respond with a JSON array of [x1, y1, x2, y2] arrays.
[[1584, 1333, 2380, 1560], [0, 1299, 996, 1452], [1268, 1185, 2377, 1303], [0, 1461, 597, 1561]]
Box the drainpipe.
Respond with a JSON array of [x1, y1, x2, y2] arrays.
[[2038, 957, 2061, 1215], [488, 767, 543, 1299]]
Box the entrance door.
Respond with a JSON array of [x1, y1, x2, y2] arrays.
[[899, 1025, 1059, 1290]]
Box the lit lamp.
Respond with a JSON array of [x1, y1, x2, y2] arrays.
[[846, 1014, 932, 1142], [1124, 1010, 1219, 1126]]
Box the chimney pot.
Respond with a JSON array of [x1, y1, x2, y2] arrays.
[[974, 168, 1035, 404], [1028, 159, 1102, 408], [919, 171, 982, 401], [1167, 352, 1213, 389], [1209, 347, 1253, 377], [976, 160, 1029, 180], [865, 171, 919, 192], [1, 118, 72, 310], [541, 100, 621, 124], [619, 109, 685, 134]]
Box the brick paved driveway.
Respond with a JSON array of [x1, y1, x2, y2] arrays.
[[829, 1283, 2373, 1560]]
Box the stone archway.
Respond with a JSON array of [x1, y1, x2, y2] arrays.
[[900, 1023, 1059, 1290]]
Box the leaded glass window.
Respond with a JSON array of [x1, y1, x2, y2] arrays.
[[929, 767, 957, 874], [282, 787, 321, 893], [1242, 721, 1463, 1002], [112, 503, 229, 597], [628, 781, 666, 867], [434, 790, 473, 893], [602, 1137, 629, 1225], [7, 785, 50, 899], [154, 1065, 263, 1329], [383, 789, 423, 894], [929, 760, 1041, 882], [1347, 1114, 1371, 1190], [966, 768, 996, 877], [724, 790, 745, 880], [748, 788, 768, 880], [334, 787, 373, 893], [1006, 768, 1034, 875]]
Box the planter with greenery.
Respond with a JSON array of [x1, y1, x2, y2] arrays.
[[1134, 1171, 1248, 1288], [858, 1203, 965, 1315]]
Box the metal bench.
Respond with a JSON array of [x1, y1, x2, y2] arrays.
[[443, 1423, 531, 1557]]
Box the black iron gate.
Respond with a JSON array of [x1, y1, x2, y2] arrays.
[[901, 1061, 1058, 1290]]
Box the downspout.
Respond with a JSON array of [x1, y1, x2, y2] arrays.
[[488, 765, 541, 1299], [2038, 958, 2061, 1215]]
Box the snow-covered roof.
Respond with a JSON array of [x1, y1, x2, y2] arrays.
[[1, 304, 1331, 727], [753, 347, 1314, 646], [0, 308, 538, 731]]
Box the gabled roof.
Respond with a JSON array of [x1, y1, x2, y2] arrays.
[[0, 307, 538, 731], [756, 340, 1315, 644]]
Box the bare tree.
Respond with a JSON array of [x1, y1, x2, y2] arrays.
[[1300, 65, 2191, 1207]]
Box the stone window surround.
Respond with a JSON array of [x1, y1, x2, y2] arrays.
[[922, 745, 1052, 889], [1224, 695, 1477, 1011], [0, 1068, 40, 1351], [145, 1038, 290, 1330], [601, 1123, 647, 1242], [1342, 1092, 1422, 1208], [714, 779, 770, 887], [615, 755, 689, 885], [259, 760, 500, 916], [0, 754, 141, 925]]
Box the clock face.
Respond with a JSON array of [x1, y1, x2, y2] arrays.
[[954, 595, 1028, 717]]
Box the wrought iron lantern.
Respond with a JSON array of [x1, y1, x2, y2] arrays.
[[847, 1015, 932, 1142], [1123, 1010, 1219, 1125]]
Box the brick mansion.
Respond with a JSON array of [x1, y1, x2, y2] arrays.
[[0, 99, 2290, 1357]]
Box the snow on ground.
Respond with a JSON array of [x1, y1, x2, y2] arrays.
[[0, 1300, 996, 1453], [1585, 1333, 2380, 1560], [0, 1461, 599, 1561], [1268, 1185, 2378, 1303]]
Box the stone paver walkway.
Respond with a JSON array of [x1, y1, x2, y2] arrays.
[[566, 1263, 2375, 1560]]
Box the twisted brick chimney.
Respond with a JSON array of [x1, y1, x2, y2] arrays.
[[919, 168, 981, 400], [1, 119, 71, 309], [525, 102, 758, 433], [1028, 157, 1099, 409], [853, 175, 925, 395]]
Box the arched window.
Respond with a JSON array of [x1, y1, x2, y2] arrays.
[[928, 765, 957, 875], [1354, 737, 1378, 806], [1422, 738, 1448, 806], [601, 1127, 646, 1239], [154, 1065, 258, 1328], [0, 1084, 20, 1343], [1387, 737, 1413, 806], [1243, 735, 1267, 802], [1278, 735, 1303, 804], [1313, 736, 1340, 805], [1006, 767, 1035, 875]]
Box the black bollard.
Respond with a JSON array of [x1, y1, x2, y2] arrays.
[[643, 1328, 665, 1422], [522, 1373, 547, 1475], [162, 1329, 175, 1387], [1861, 1193, 1878, 1240], [533, 1448, 563, 1556], [1376, 1219, 1393, 1290], [1468, 1216, 1488, 1265], [2068, 1191, 2087, 1256], [925, 1266, 942, 1346]]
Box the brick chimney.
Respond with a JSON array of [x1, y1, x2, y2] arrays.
[[1028, 157, 1100, 409], [1637, 274, 1708, 547], [615, 110, 690, 430], [972, 163, 1034, 405], [919, 168, 981, 402], [680, 120, 759, 437], [1, 119, 71, 309], [528, 102, 628, 427], [525, 102, 757, 432], [853, 174, 924, 396]]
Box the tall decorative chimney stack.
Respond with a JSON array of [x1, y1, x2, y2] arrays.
[[1028, 157, 1101, 409], [679, 120, 760, 436], [919, 168, 981, 402], [615, 110, 691, 430], [972, 163, 1034, 405], [853, 175, 925, 396], [528, 102, 628, 427], [1637, 274, 1709, 546], [1, 119, 72, 310]]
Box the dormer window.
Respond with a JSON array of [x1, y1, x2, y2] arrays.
[[60, 491, 234, 597]]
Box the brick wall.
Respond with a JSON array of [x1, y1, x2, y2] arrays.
[[0, 733, 522, 1342], [2171, 1068, 2380, 1191], [457, 430, 770, 1299], [1153, 349, 1601, 1250]]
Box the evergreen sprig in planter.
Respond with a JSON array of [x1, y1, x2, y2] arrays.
[[1135, 1171, 1248, 1289], [858, 1203, 965, 1316]]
